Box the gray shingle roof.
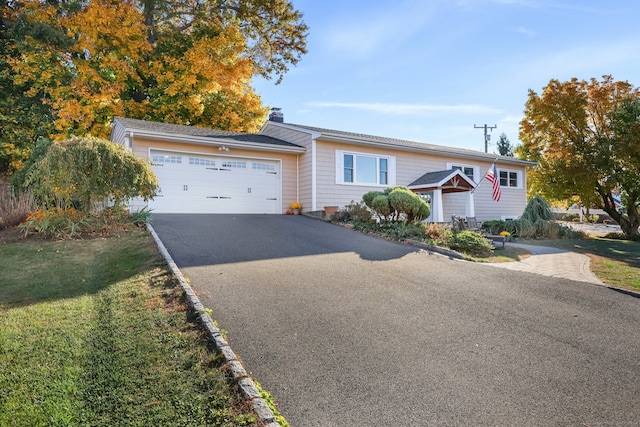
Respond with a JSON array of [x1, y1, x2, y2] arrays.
[[115, 117, 302, 148], [409, 170, 459, 187]]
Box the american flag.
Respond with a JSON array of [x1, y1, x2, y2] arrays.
[[486, 164, 501, 202]]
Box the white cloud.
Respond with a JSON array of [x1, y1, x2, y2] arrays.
[[306, 102, 504, 116], [514, 26, 536, 37]]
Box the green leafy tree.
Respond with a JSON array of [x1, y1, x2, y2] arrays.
[[0, 0, 58, 173], [495, 133, 514, 157], [518, 76, 640, 238], [607, 99, 640, 237], [25, 136, 158, 212]]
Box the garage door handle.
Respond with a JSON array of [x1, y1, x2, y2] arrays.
[[220, 197, 231, 199], [206, 167, 218, 170], [267, 172, 277, 174], [267, 198, 277, 200], [206, 196, 219, 199]]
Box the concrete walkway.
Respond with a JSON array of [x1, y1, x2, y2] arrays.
[[487, 242, 604, 285], [486, 222, 626, 285]]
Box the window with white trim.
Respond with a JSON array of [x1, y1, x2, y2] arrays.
[[446, 163, 478, 182], [499, 170, 520, 188], [337, 151, 395, 186]]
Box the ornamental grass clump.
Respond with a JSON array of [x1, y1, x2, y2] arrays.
[[0, 184, 34, 229]]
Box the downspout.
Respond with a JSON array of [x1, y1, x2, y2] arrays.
[[296, 154, 300, 204], [311, 138, 317, 211]]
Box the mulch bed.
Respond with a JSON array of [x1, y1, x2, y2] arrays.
[[0, 227, 24, 244]]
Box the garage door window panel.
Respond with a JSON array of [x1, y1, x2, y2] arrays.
[[222, 161, 247, 169], [152, 154, 182, 164], [253, 162, 276, 172], [189, 157, 216, 166]]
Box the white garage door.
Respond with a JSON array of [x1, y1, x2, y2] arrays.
[[149, 150, 280, 214]]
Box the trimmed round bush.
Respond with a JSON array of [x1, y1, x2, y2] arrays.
[[364, 186, 430, 223], [451, 230, 494, 257], [371, 195, 392, 219]]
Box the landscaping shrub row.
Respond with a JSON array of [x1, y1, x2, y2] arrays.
[[333, 194, 588, 258]]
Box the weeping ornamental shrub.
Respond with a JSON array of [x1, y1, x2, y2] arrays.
[[482, 195, 582, 239], [25, 136, 158, 212], [363, 186, 430, 223]]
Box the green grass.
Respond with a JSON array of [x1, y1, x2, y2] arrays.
[[0, 231, 258, 426], [468, 245, 532, 263], [512, 237, 640, 291]]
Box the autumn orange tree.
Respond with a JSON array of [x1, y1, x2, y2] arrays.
[[518, 76, 640, 239], [0, 0, 308, 174]]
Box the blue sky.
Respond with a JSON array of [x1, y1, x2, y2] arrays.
[[253, 0, 640, 153]]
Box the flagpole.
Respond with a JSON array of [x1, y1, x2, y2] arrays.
[[471, 158, 499, 194]]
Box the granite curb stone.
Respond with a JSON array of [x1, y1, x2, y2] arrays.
[[149, 224, 282, 426], [407, 239, 467, 260]]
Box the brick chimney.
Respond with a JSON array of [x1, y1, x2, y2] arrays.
[[269, 107, 284, 123]]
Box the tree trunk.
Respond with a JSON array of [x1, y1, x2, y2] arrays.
[[599, 192, 640, 239]]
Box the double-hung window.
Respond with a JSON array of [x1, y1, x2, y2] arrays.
[[453, 166, 475, 181], [338, 151, 395, 186], [499, 170, 519, 187], [447, 163, 478, 183]]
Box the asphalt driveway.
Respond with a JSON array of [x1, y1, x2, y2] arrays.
[[152, 214, 640, 426]]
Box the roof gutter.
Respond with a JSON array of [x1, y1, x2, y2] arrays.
[[317, 134, 535, 166], [120, 127, 306, 154]]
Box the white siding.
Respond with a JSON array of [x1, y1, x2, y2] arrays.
[[260, 123, 314, 211], [313, 140, 528, 221]]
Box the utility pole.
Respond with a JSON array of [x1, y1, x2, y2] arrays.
[[474, 124, 497, 153]]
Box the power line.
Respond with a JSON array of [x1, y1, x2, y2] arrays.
[[474, 124, 497, 153]]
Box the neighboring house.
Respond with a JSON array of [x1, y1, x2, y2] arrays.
[[111, 115, 535, 222]]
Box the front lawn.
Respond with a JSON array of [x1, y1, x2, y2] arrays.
[[0, 231, 258, 426]]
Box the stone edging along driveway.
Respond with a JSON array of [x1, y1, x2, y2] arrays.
[[148, 224, 282, 427]]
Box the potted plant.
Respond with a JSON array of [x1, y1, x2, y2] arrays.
[[324, 206, 338, 216], [290, 201, 302, 215]]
